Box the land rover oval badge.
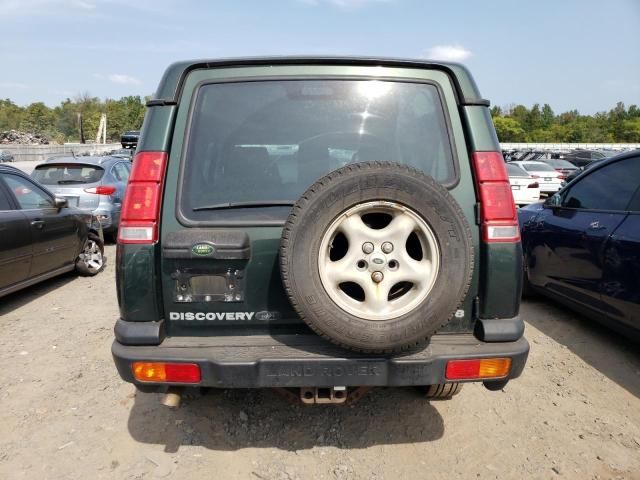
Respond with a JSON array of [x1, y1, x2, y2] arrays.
[[192, 243, 215, 256]]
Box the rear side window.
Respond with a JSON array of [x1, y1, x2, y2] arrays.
[[0, 176, 12, 210], [32, 164, 104, 185], [628, 187, 640, 212], [112, 163, 130, 182], [563, 157, 640, 211], [4, 174, 54, 209], [180, 79, 455, 218]]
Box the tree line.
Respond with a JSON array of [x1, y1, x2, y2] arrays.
[[490, 102, 640, 143], [0, 94, 146, 144], [1, 94, 639, 144]]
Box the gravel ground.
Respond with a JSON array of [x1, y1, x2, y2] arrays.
[[0, 244, 639, 480]]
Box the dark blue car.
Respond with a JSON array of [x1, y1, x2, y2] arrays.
[[519, 150, 640, 339]]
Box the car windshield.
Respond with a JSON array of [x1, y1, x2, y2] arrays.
[[32, 164, 104, 185], [521, 162, 556, 172], [507, 164, 528, 176], [181, 79, 456, 215]]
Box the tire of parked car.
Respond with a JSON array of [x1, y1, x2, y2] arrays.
[[280, 161, 474, 353], [75, 232, 105, 277]]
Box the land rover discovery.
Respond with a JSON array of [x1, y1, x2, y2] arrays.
[[112, 57, 529, 404]]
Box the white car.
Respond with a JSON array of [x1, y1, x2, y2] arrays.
[[510, 160, 563, 194], [506, 163, 540, 206]]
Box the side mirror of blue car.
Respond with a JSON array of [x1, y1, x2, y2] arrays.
[[544, 193, 562, 209]]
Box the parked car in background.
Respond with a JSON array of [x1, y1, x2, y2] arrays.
[[120, 131, 140, 149], [542, 159, 579, 178], [519, 150, 640, 339], [0, 149, 15, 162], [510, 160, 563, 195], [563, 157, 607, 184], [31, 156, 131, 240], [562, 149, 609, 168], [507, 163, 540, 206], [0, 164, 105, 298], [109, 148, 134, 161]]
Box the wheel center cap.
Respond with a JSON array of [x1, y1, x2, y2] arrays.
[[368, 253, 386, 271]]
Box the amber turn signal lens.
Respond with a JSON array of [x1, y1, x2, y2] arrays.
[[132, 362, 201, 383], [445, 358, 511, 380]]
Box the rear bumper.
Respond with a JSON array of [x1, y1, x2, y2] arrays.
[[112, 332, 529, 389]]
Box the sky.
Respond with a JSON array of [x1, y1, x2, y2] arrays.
[[1, 0, 639, 114]]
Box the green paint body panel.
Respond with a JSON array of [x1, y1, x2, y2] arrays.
[[152, 57, 486, 105], [117, 58, 520, 339], [462, 106, 501, 152]]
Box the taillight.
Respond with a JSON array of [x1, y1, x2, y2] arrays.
[[445, 358, 512, 380], [527, 182, 539, 188], [118, 151, 168, 244], [530, 174, 540, 179], [132, 362, 201, 383], [472, 152, 520, 243], [84, 185, 116, 195]]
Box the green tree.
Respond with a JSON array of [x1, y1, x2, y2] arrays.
[[541, 104, 554, 128], [0, 99, 24, 130], [493, 117, 527, 142], [20, 102, 53, 134], [620, 118, 640, 142], [527, 104, 543, 131]]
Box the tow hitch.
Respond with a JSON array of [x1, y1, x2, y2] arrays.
[[272, 386, 371, 405], [301, 386, 347, 404]]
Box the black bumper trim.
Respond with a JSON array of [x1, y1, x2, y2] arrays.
[[112, 333, 529, 388], [474, 316, 525, 343], [114, 319, 165, 346]]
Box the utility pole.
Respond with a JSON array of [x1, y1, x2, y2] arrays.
[[78, 112, 85, 144], [95, 113, 107, 144]]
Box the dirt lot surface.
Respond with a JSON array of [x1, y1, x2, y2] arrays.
[[1, 244, 639, 480]]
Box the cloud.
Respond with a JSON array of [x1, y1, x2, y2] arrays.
[[108, 74, 142, 86], [426, 44, 472, 62], [75, 0, 96, 8], [0, 0, 97, 16], [0, 82, 28, 89], [299, 0, 391, 8], [0, 0, 173, 17]]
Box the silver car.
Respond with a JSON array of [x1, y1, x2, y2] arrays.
[[31, 156, 131, 238]]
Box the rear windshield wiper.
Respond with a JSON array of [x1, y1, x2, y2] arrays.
[[193, 200, 295, 211], [57, 180, 87, 184]]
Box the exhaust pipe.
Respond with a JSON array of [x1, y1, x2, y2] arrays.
[[161, 387, 183, 408]]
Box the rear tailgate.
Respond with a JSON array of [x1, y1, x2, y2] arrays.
[[156, 64, 481, 338]]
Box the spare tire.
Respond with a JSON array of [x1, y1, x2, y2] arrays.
[[280, 161, 474, 353]]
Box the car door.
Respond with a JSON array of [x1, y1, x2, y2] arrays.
[[0, 174, 33, 290], [599, 159, 640, 330], [526, 158, 638, 311], [3, 172, 79, 277]]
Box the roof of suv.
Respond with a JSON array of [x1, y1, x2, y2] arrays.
[[149, 56, 488, 107]]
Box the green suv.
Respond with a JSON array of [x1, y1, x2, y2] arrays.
[[112, 57, 528, 404]]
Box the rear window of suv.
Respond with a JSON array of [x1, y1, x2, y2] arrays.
[[33, 164, 104, 185], [180, 79, 456, 221]]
